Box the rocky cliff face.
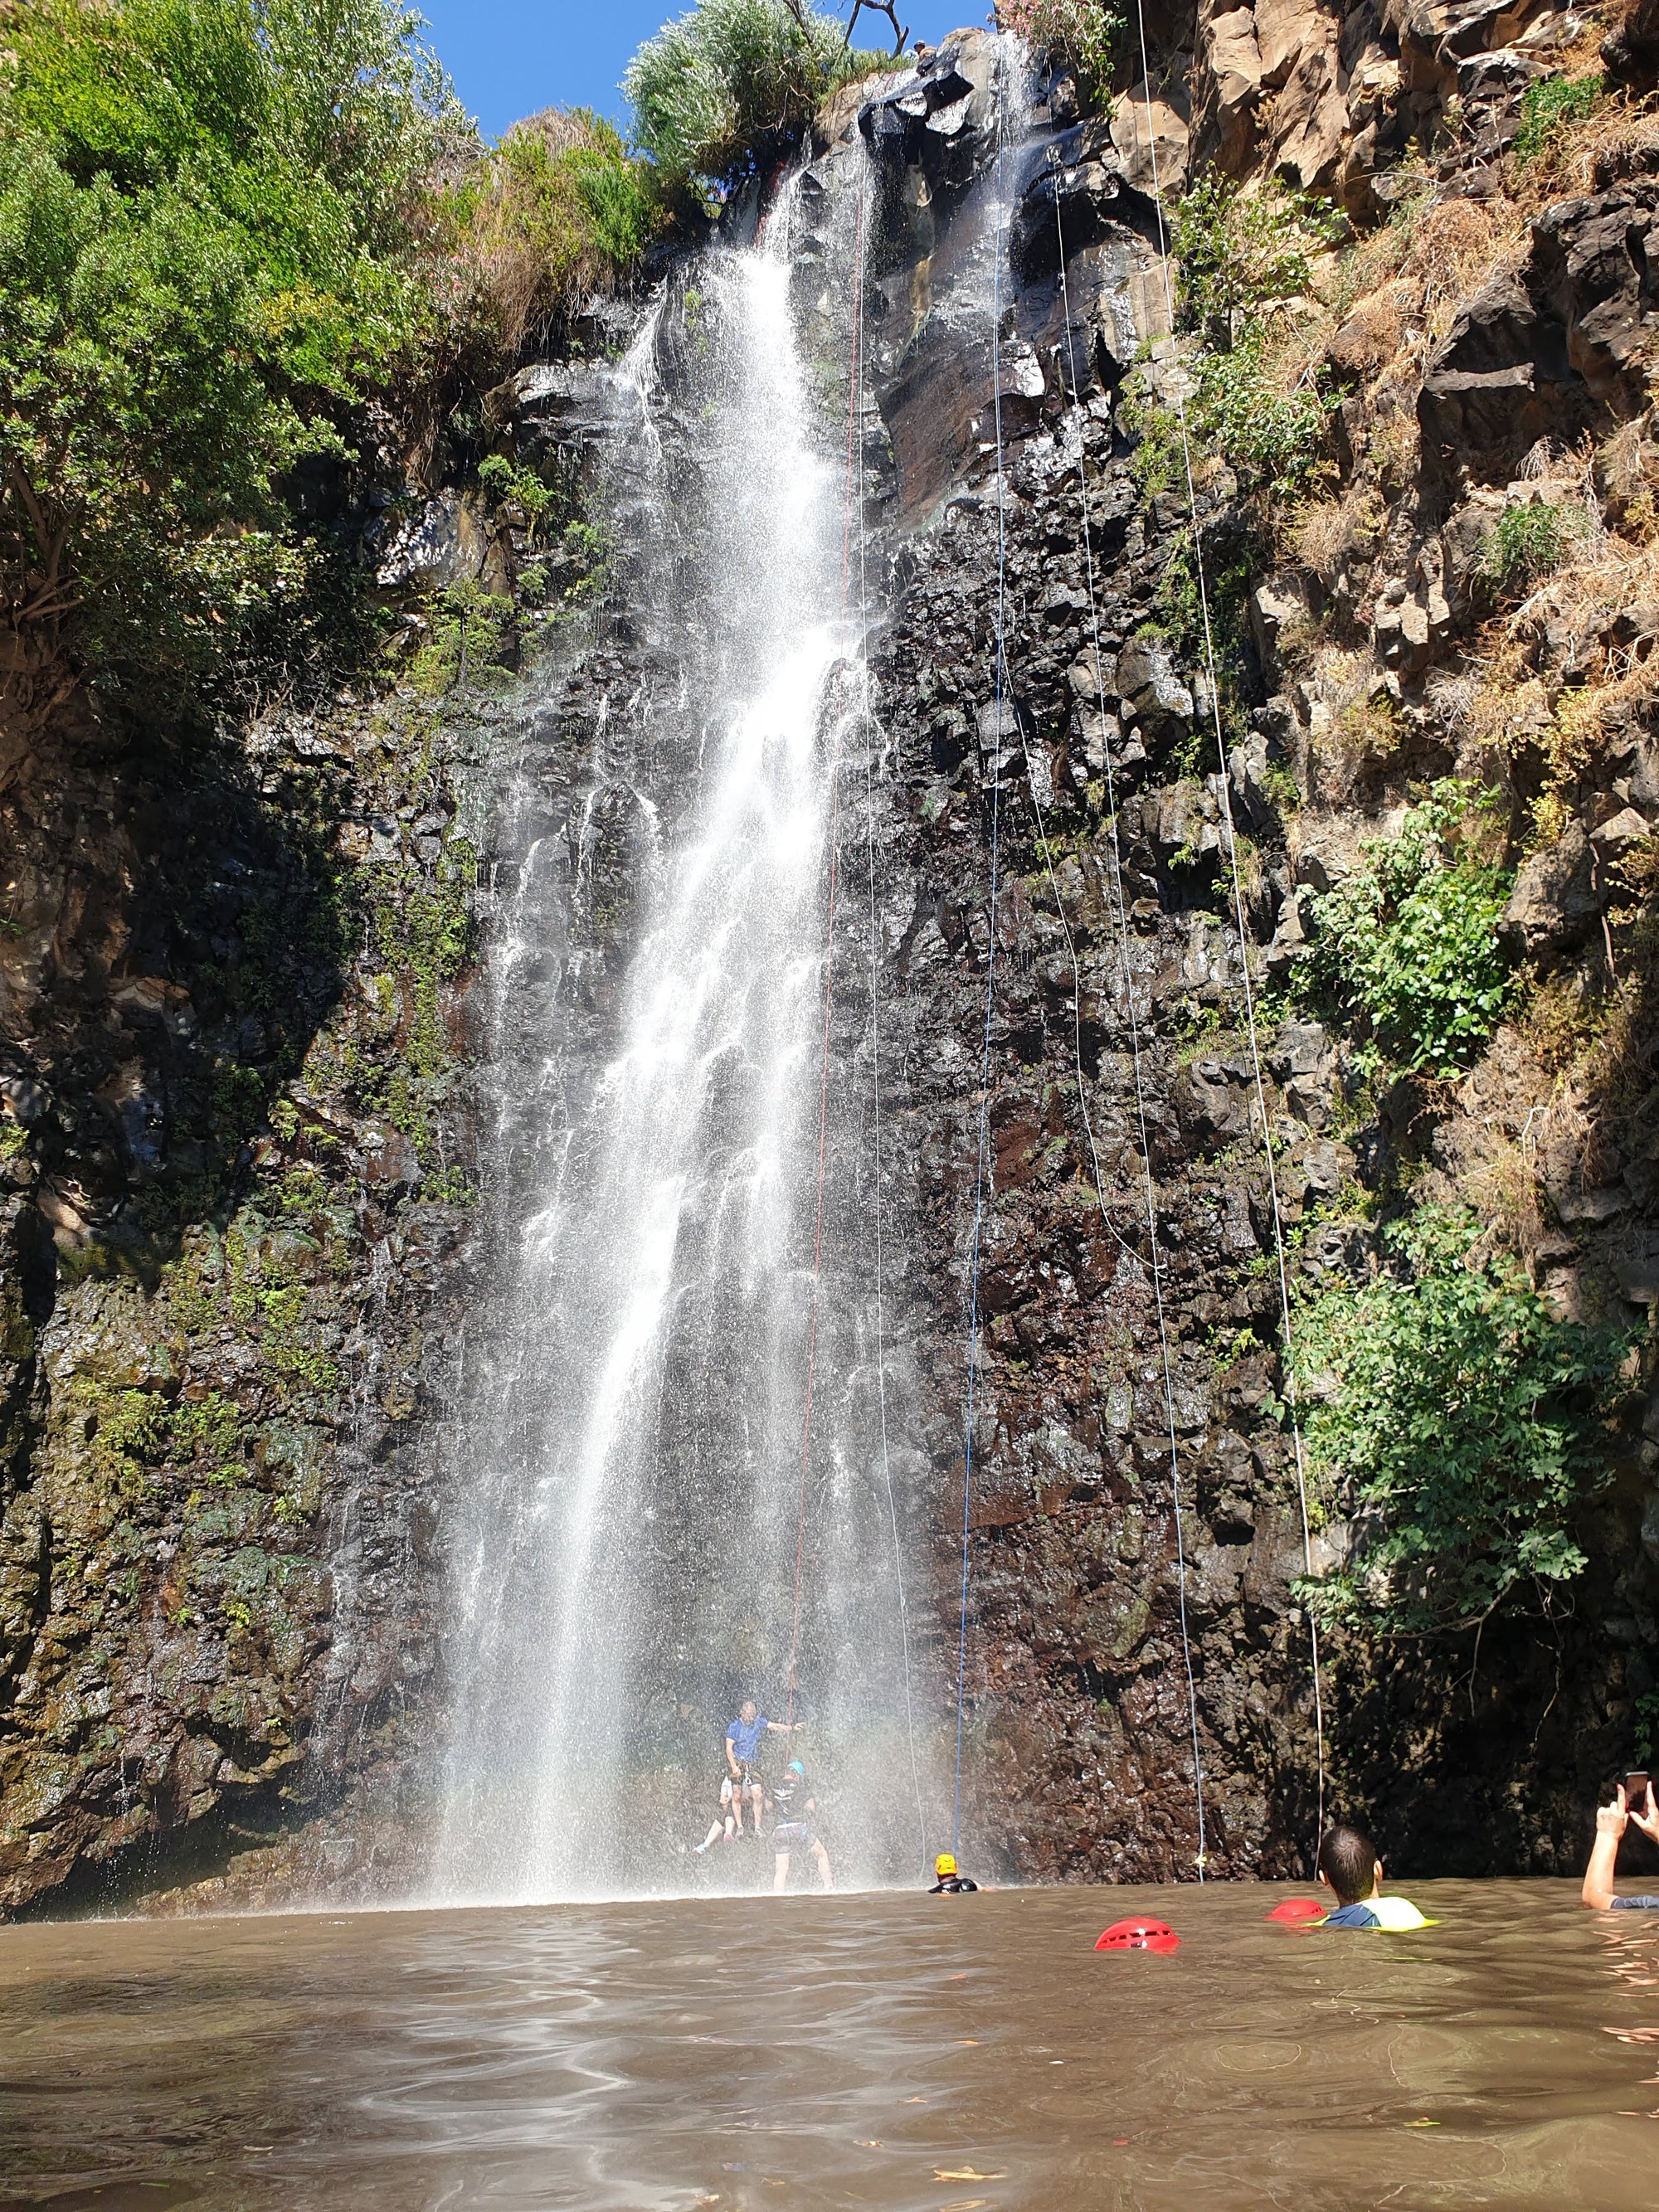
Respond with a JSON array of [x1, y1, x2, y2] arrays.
[[0, 661, 505, 1907], [832, 3, 1659, 1880], [8, 1, 1659, 1910]]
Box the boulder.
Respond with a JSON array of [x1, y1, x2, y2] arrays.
[[487, 361, 618, 471], [1175, 1057, 1253, 1149], [1421, 179, 1659, 479], [1604, 0, 1659, 90], [1498, 820, 1603, 959], [372, 491, 488, 592], [1201, 7, 1264, 168], [1248, 576, 1307, 683], [1108, 84, 1191, 197], [1591, 805, 1653, 862], [1115, 636, 1194, 736]]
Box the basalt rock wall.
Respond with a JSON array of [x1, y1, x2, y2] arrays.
[[837, 7, 1659, 1882], [10, 0, 1659, 1910]]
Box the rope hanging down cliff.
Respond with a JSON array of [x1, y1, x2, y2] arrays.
[[952, 53, 1014, 1855], [849, 146, 931, 1871], [1030, 171, 1209, 1876], [1126, 0, 1327, 1828], [786, 168, 868, 1737]]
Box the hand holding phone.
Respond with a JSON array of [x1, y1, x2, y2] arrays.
[[1627, 1772, 1651, 1818]]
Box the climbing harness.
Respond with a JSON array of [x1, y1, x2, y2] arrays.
[[952, 59, 1014, 1856], [848, 152, 932, 1874], [1035, 170, 1207, 1880], [1125, 0, 1327, 1828]]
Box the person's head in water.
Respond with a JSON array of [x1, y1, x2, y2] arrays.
[[1316, 1823, 1383, 1906]]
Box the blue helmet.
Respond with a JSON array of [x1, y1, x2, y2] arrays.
[[786, 1759, 805, 1777]]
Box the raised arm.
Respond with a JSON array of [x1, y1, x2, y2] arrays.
[[1584, 1791, 1629, 1909]]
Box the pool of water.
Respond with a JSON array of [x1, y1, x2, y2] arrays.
[[4, 1882, 1657, 2209]]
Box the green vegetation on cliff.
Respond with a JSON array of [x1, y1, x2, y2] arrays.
[[1297, 781, 1513, 1077], [1129, 171, 1340, 506], [1293, 1208, 1629, 1635], [0, 0, 460, 701], [0, 0, 654, 716]]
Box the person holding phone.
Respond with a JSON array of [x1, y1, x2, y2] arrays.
[[1581, 1774, 1659, 1908]]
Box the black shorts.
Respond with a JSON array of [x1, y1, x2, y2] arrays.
[[772, 1821, 814, 1850]]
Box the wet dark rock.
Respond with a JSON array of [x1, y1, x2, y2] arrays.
[[373, 490, 489, 591]]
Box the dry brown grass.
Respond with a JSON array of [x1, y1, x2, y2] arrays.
[[1290, 495, 1353, 576], [1513, 84, 1659, 207], [1457, 1126, 1549, 1252], [1453, 496, 1659, 841]]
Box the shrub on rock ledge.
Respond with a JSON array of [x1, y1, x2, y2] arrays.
[[1298, 779, 1513, 1077], [1292, 1207, 1629, 1637], [625, 0, 883, 205]]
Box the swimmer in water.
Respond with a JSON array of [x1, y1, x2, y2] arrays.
[[1581, 1781, 1659, 1908], [928, 1852, 979, 1893], [769, 1759, 833, 1893], [1315, 1822, 1430, 1928]]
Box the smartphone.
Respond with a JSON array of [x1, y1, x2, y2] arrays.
[[1627, 1772, 1651, 1816]]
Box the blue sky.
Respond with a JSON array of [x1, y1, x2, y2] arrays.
[[417, 0, 985, 139]]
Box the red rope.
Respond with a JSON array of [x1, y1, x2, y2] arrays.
[[786, 170, 866, 1734]]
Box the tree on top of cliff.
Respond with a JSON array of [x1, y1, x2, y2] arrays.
[[0, 0, 467, 713], [624, 0, 883, 207], [439, 108, 656, 358]]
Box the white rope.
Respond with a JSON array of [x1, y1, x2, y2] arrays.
[[1126, 2, 1326, 1832], [1019, 165, 1205, 1879], [952, 41, 1014, 1851], [850, 143, 930, 1871]]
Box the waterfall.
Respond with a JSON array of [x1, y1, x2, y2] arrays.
[[431, 158, 936, 1902]]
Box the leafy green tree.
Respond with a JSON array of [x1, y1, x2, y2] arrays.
[[1292, 1208, 1629, 1635], [1170, 169, 1337, 352], [625, 0, 882, 205], [0, 0, 464, 703], [1300, 780, 1513, 1077]]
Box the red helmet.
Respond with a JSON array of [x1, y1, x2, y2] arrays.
[[1094, 1917, 1180, 1954]]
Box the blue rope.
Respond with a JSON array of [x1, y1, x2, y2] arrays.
[[954, 54, 1011, 1857]]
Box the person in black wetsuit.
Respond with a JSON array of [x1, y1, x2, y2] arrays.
[[769, 1759, 833, 1892], [1583, 1782, 1659, 1908], [929, 1852, 979, 1893]]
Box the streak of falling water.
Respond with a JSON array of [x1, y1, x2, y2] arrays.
[[430, 174, 926, 1903]]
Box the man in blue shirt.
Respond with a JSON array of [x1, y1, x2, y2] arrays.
[[725, 1699, 802, 1836]]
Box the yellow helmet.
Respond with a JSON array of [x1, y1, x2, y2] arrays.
[[935, 1852, 957, 1877]]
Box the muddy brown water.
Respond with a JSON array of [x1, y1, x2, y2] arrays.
[[4, 1882, 1659, 2210]]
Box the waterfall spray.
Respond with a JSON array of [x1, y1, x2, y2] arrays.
[[431, 168, 932, 1903]]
